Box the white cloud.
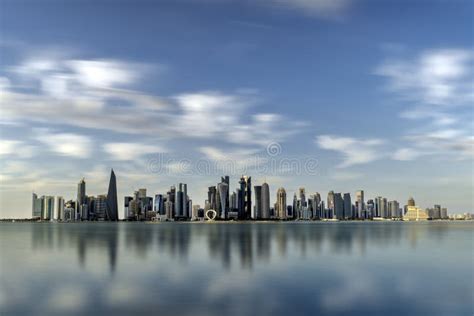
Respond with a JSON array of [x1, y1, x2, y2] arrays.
[[103, 142, 166, 161], [375, 49, 473, 106], [393, 148, 422, 161], [266, 0, 351, 17], [36, 131, 92, 158], [0, 140, 34, 158], [316, 135, 384, 168]]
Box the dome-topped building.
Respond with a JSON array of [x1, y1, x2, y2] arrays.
[[407, 197, 415, 207]]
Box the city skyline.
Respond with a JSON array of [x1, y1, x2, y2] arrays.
[[28, 170, 455, 221], [1, 0, 473, 218]]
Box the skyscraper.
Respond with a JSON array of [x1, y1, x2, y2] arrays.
[[334, 193, 344, 220], [55, 196, 64, 220], [261, 182, 270, 219], [154, 194, 164, 215], [327, 191, 335, 218], [31, 193, 43, 219], [77, 178, 86, 221], [355, 190, 364, 219], [43, 196, 54, 221], [343, 193, 352, 219], [239, 176, 252, 220], [310, 192, 321, 219], [175, 183, 187, 218], [106, 169, 118, 221], [217, 181, 229, 219], [276, 187, 287, 219], [254, 185, 262, 219]]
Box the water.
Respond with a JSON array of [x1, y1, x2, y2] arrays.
[[0, 222, 472, 316]]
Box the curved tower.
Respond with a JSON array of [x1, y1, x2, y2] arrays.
[[106, 169, 119, 221]]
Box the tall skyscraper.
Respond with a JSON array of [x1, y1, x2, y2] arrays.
[[43, 196, 54, 221], [254, 185, 262, 219], [221, 176, 230, 215], [276, 187, 287, 219], [154, 194, 164, 215], [217, 181, 229, 219], [31, 193, 43, 219], [355, 190, 364, 219], [343, 193, 352, 219], [334, 193, 344, 220], [76, 178, 86, 221], [327, 191, 335, 218], [261, 182, 270, 219], [106, 169, 118, 221], [175, 183, 187, 218], [310, 192, 321, 219], [239, 176, 252, 220], [55, 196, 64, 220], [208, 186, 217, 211], [124, 196, 133, 219]]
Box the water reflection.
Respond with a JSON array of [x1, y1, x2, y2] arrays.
[[1, 222, 472, 316], [26, 222, 462, 272]]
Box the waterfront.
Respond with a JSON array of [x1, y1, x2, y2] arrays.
[[0, 222, 472, 315]]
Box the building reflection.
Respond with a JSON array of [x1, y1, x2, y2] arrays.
[[29, 222, 452, 274]]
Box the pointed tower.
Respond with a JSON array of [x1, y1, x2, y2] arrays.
[[106, 169, 119, 221]]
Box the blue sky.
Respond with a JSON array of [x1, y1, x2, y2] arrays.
[[0, 0, 473, 218]]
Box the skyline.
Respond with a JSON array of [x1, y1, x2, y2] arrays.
[[28, 169, 454, 221], [1, 0, 473, 218]]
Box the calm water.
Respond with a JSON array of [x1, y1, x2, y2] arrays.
[[0, 222, 472, 316]]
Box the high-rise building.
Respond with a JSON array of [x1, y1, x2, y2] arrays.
[[106, 169, 119, 221], [441, 207, 448, 219], [43, 196, 55, 221], [261, 182, 270, 219], [192, 204, 200, 220], [327, 191, 335, 218], [366, 199, 375, 218], [433, 204, 441, 219], [175, 183, 188, 218], [239, 176, 252, 220], [292, 193, 298, 219], [95, 195, 108, 220], [254, 185, 262, 219], [334, 193, 344, 220], [124, 196, 133, 219], [217, 181, 229, 219], [208, 186, 217, 211], [404, 205, 429, 221], [230, 191, 237, 210], [388, 200, 400, 218], [407, 197, 415, 207], [31, 193, 43, 219], [355, 190, 364, 219], [154, 194, 164, 215], [310, 192, 321, 219], [221, 176, 230, 215], [276, 187, 287, 219], [343, 193, 352, 219], [55, 196, 64, 220]]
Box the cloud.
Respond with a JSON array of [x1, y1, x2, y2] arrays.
[[103, 142, 167, 161], [316, 135, 384, 168], [265, 0, 351, 17], [376, 47, 474, 162], [36, 130, 93, 158], [375, 49, 473, 106], [0, 140, 34, 158]]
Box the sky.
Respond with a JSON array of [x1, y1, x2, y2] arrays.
[[0, 0, 473, 218]]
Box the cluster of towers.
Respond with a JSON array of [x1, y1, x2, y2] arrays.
[[31, 170, 118, 221]]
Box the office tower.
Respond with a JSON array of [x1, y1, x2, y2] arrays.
[[165, 200, 173, 219], [327, 191, 335, 218], [76, 178, 86, 221], [261, 182, 270, 219], [192, 204, 200, 220], [239, 176, 252, 220], [366, 199, 375, 218], [441, 208, 448, 219], [95, 195, 108, 220], [208, 186, 217, 211], [254, 185, 262, 219], [221, 176, 230, 215], [217, 181, 229, 219], [287, 205, 293, 218], [292, 193, 297, 219], [154, 194, 164, 215], [43, 196, 55, 221], [334, 193, 344, 220], [106, 169, 119, 221], [310, 192, 321, 219], [407, 197, 415, 207], [64, 200, 75, 221], [343, 193, 352, 219], [230, 191, 237, 210], [433, 204, 441, 219], [124, 196, 133, 219], [355, 190, 364, 219], [298, 187, 306, 208], [276, 187, 287, 219], [388, 200, 400, 218], [176, 183, 186, 218], [55, 196, 64, 220], [31, 193, 43, 219], [182, 183, 188, 218]]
